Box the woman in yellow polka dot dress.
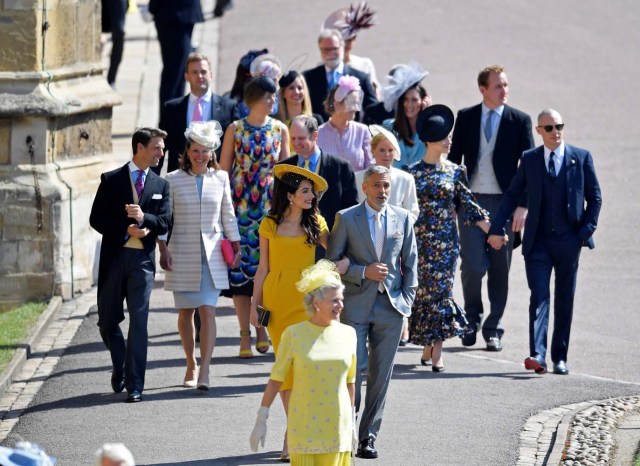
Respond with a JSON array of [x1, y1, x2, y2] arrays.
[[250, 260, 357, 465]]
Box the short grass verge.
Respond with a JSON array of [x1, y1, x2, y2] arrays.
[[634, 441, 640, 466], [0, 302, 48, 375]]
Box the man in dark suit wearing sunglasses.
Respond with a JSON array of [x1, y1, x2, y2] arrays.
[[487, 109, 602, 376]]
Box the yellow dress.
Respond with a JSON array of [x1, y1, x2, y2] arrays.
[[271, 321, 357, 465], [259, 215, 328, 353]]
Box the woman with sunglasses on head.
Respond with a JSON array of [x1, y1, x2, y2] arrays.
[[317, 75, 374, 172], [250, 165, 349, 461], [381, 61, 432, 170], [220, 76, 290, 360], [158, 120, 241, 391], [408, 105, 492, 372]]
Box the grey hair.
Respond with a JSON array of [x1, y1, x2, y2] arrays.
[[292, 115, 318, 135], [363, 165, 390, 183], [537, 108, 562, 123], [303, 283, 345, 317], [318, 28, 344, 46], [95, 443, 135, 466]]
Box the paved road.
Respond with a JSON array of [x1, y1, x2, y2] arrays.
[[2, 1, 640, 465]]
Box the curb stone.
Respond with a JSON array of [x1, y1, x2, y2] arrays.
[[0, 297, 63, 398]]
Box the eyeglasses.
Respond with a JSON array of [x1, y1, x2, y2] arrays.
[[538, 124, 564, 133], [320, 47, 340, 53]]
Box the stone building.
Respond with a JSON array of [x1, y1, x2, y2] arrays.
[[0, 0, 120, 309]]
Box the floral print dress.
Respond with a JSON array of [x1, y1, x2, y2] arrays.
[[407, 160, 488, 345], [228, 117, 283, 294]]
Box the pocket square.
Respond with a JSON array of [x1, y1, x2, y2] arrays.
[[152, 194, 163, 200]]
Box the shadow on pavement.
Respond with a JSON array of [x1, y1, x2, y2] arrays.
[[139, 451, 286, 465]]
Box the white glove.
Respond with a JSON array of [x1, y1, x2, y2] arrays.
[[250, 406, 270, 452]]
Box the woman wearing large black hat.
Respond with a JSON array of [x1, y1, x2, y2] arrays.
[[407, 105, 491, 372]]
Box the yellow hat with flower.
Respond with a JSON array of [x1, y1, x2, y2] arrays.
[[295, 260, 342, 294]]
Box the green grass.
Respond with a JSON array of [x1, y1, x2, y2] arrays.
[[634, 442, 640, 466], [0, 302, 48, 374]]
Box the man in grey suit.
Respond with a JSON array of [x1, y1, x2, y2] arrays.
[[326, 165, 418, 460]]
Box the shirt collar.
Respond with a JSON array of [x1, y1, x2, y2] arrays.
[[325, 61, 345, 75], [482, 103, 504, 118], [298, 147, 321, 166], [364, 200, 386, 219], [544, 141, 565, 160], [128, 161, 148, 175], [189, 89, 212, 103]]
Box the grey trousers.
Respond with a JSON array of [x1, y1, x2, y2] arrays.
[[458, 193, 514, 341], [343, 292, 404, 442]]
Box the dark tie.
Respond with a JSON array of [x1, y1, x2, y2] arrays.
[[135, 170, 145, 198], [548, 152, 557, 179]]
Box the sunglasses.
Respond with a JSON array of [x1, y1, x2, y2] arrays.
[[538, 124, 565, 133]]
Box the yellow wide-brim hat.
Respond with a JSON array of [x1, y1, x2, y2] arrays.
[[274, 164, 329, 194]]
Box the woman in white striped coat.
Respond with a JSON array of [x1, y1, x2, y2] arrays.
[[158, 121, 241, 390]]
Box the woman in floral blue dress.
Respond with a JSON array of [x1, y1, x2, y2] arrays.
[[408, 105, 490, 372]]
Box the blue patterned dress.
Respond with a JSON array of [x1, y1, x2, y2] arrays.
[[408, 160, 488, 345]]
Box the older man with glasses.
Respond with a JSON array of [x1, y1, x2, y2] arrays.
[[487, 109, 602, 376]]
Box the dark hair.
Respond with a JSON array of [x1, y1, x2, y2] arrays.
[[179, 139, 221, 172], [477, 65, 504, 88], [244, 76, 277, 107], [393, 83, 427, 147], [131, 127, 167, 155], [229, 48, 269, 100], [269, 176, 321, 246], [322, 85, 339, 115]]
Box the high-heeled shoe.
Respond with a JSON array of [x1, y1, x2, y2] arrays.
[[421, 358, 432, 366], [432, 365, 445, 373], [421, 345, 432, 366], [183, 367, 198, 388], [280, 431, 290, 462], [256, 327, 270, 354], [197, 373, 210, 391], [239, 330, 253, 359]]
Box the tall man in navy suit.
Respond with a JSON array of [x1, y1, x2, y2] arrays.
[[303, 29, 378, 123], [148, 0, 204, 110], [488, 109, 602, 375], [154, 53, 239, 175], [90, 128, 171, 402], [449, 65, 535, 352]]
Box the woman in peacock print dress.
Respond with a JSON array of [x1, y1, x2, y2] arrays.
[[220, 76, 290, 359], [408, 105, 490, 372]]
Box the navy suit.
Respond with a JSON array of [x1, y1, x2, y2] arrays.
[[489, 144, 602, 363], [449, 103, 534, 341], [148, 0, 204, 108], [303, 64, 378, 123], [90, 164, 171, 393], [154, 93, 239, 174]]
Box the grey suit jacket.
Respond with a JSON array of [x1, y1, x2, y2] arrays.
[[326, 202, 418, 321]]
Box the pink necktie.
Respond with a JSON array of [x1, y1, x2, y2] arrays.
[[135, 170, 145, 198], [192, 97, 203, 122]]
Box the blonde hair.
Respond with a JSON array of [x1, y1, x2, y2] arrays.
[[276, 74, 314, 122], [370, 132, 387, 151]]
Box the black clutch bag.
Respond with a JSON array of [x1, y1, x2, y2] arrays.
[[257, 305, 271, 327]]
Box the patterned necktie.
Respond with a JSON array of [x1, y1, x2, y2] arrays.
[[484, 109, 495, 142], [549, 151, 557, 179], [135, 170, 145, 198], [374, 212, 385, 292], [192, 97, 203, 122]]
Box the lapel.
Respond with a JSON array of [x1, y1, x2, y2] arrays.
[[494, 105, 510, 146], [381, 206, 397, 261], [533, 146, 547, 196], [563, 144, 577, 198], [317, 151, 327, 176], [354, 202, 378, 261], [209, 94, 221, 120], [470, 104, 482, 160], [178, 95, 189, 128], [119, 164, 135, 204]]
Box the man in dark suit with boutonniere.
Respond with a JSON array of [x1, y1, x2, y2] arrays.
[[487, 109, 602, 376], [90, 128, 171, 403]]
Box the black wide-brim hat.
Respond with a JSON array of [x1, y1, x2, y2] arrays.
[[416, 104, 455, 143]]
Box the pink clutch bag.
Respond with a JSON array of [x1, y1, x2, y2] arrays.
[[221, 239, 235, 266]]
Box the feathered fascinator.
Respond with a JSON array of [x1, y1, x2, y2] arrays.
[[250, 53, 283, 81], [334, 75, 361, 102], [382, 60, 429, 112], [323, 1, 377, 40], [295, 260, 343, 294], [184, 120, 224, 151]]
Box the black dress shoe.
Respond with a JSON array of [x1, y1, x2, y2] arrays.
[[461, 332, 477, 347], [553, 361, 569, 375], [125, 391, 142, 403], [356, 439, 378, 459], [485, 337, 503, 352], [524, 355, 547, 374], [111, 370, 125, 393], [398, 338, 409, 347], [432, 365, 445, 373]]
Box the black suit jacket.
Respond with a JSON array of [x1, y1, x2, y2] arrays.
[[278, 151, 358, 231], [303, 64, 378, 123], [489, 144, 602, 256], [148, 0, 203, 24], [158, 93, 239, 173], [449, 104, 534, 194], [90, 164, 171, 292]]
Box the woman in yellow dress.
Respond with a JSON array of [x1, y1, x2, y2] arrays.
[[250, 260, 357, 466], [251, 165, 348, 461]]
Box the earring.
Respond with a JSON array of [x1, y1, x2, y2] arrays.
[[289, 200, 293, 205]]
